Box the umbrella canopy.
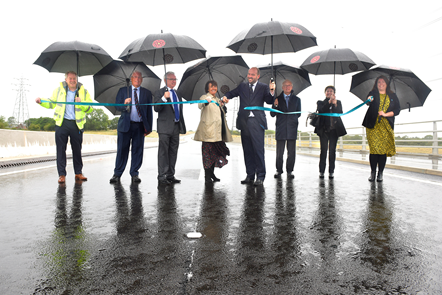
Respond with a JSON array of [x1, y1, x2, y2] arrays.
[[301, 47, 375, 85], [227, 20, 317, 55], [258, 61, 311, 96], [93, 60, 161, 115], [177, 56, 249, 101], [350, 65, 432, 111], [119, 32, 206, 74], [34, 40, 113, 76]]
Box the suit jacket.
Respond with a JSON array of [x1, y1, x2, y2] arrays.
[[270, 91, 301, 140], [154, 87, 186, 135], [362, 90, 400, 130], [314, 98, 347, 137], [225, 81, 274, 130], [115, 86, 153, 133]]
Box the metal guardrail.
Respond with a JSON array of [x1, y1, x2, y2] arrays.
[[265, 120, 442, 170]]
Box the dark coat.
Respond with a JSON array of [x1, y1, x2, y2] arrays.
[[224, 81, 274, 130], [270, 90, 301, 140], [362, 90, 400, 130], [314, 98, 347, 137], [116, 86, 153, 133], [154, 87, 186, 135]]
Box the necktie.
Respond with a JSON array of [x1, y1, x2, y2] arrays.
[[285, 95, 289, 108], [170, 89, 180, 121], [249, 84, 253, 95], [134, 88, 142, 120]]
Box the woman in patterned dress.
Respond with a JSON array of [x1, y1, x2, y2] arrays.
[[362, 76, 401, 182], [194, 80, 233, 183]]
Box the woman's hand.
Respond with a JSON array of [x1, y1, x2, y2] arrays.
[[206, 97, 212, 103], [329, 94, 337, 106], [378, 111, 387, 117], [368, 96, 374, 102]]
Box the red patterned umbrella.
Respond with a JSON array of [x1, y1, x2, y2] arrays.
[[119, 31, 206, 75], [301, 47, 375, 85], [227, 19, 317, 86]]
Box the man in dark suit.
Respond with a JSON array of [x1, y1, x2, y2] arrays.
[[271, 80, 301, 179], [222, 67, 275, 186], [110, 71, 153, 183], [154, 72, 186, 185]]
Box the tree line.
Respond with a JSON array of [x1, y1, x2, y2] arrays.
[[0, 109, 119, 131]]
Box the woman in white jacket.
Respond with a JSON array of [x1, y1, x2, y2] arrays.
[[194, 80, 233, 183]]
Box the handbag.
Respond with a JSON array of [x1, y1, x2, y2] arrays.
[[307, 113, 319, 127]]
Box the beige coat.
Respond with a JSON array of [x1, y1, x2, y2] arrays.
[[194, 93, 233, 142]]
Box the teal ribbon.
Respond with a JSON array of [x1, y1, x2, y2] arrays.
[[40, 99, 219, 107], [245, 99, 370, 117]]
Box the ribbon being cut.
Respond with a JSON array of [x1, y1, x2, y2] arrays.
[[40, 99, 219, 107], [245, 98, 371, 117]]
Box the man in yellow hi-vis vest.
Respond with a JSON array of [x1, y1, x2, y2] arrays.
[[35, 71, 93, 183]]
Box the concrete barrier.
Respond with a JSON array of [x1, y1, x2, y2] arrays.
[[0, 129, 155, 160]]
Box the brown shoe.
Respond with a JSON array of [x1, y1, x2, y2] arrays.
[[75, 174, 88, 181], [58, 175, 66, 183]]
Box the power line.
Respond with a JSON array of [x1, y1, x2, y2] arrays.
[[419, 15, 442, 29], [12, 76, 30, 126]]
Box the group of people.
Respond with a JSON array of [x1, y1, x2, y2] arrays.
[[36, 69, 400, 185]]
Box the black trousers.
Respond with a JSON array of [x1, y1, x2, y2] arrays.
[[319, 129, 338, 173], [55, 119, 83, 176], [276, 139, 296, 174], [240, 117, 266, 180]]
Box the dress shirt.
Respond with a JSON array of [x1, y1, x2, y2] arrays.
[[64, 89, 76, 120], [130, 87, 142, 122], [249, 82, 256, 117], [161, 88, 180, 121]]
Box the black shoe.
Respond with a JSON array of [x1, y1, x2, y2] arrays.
[[377, 171, 383, 182], [274, 172, 282, 179], [329, 173, 334, 179], [241, 177, 254, 184], [287, 172, 295, 179], [109, 175, 120, 183], [254, 179, 264, 186], [204, 168, 213, 183], [368, 171, 376, 182], [210, 166, 220, 182], [167, 177, 181, 184], [158, 179, 171, 185], [132, 175, 141, 183], [319, 172, 325, 179]]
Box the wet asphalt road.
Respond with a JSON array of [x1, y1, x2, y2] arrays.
[[1, 136, 442, 294]]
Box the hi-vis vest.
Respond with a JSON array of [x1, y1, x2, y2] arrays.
[[40, 81, 93, 129]]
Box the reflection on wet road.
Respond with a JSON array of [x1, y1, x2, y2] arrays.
[[1, 137, 441, 294]]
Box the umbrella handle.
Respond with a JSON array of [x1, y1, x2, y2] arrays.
[[126, 78, 131, 112]]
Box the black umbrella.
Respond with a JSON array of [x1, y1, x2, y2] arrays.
[[119, 31, 206, 75], [258, 61, 311, 96], [301, 47, 375, 85], [93, 60, 161, 115], [34, 40, 113, 76], [227, 19, 317, 82], [350, 65, 432, 111], [177, 56, 249, 101]]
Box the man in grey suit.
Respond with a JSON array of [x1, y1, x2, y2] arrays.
[[154, 72, 186, 185]]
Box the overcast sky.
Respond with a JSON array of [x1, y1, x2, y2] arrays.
[[1, 0, 440, 133]]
